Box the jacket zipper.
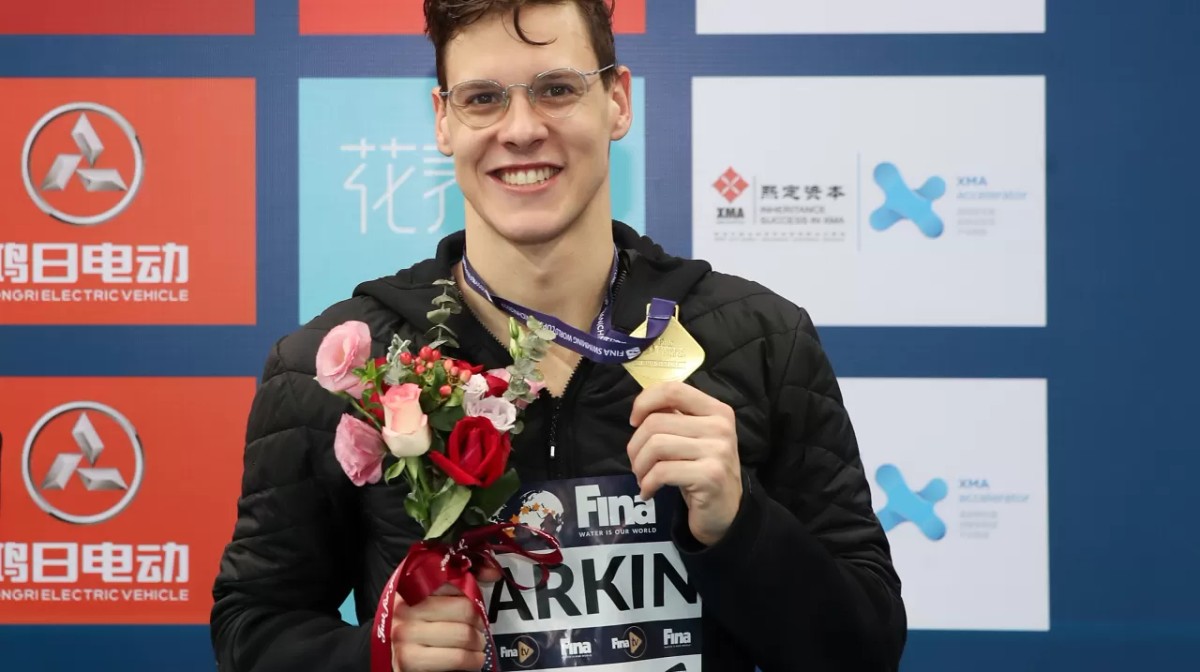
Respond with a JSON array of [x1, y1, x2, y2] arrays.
[[547, 256, 628, 479]]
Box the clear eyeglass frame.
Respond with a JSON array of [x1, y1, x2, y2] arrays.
[[439, 64, 616, 129]]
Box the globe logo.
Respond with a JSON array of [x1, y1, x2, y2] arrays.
[[505, 490, 566, 537]]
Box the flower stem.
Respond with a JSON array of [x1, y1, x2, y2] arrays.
[[343, 393, 382, 430]]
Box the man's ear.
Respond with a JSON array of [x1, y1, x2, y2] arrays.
[[609, 66, 633, 142], [432, 86, 453, 156]]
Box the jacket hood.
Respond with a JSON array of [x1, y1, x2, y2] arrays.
[[350, 220, 713, 339]]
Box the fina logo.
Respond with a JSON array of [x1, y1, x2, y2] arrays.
[[560, 635, 593, 658], [611, 625, 647, 659], [663, 628, 693, 647], [576, 484, 656, 528], [499, 635, 539, 668]]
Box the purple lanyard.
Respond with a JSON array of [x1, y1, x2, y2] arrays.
[[459, 249, 676, 364]]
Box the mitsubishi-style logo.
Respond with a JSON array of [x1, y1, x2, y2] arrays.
[[869, 162, 945, 238], [21, 102, 145, 227], [21, 401, 145, 525], [712, 167, 748, 203], [875, 464, 947, 541]]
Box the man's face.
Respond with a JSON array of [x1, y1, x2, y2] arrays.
[[433, 3, 632, 247]]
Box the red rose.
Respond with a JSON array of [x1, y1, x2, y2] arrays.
[[484, 373, 508, 398], [428, 416, 511, 488]]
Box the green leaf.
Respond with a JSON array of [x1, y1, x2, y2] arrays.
[[510, 420, 524, 436], [384, 460, 405, 484], [427, 307, 452, 324], [429, 406, 465, 433], [426, 483, 472, 540], [433, 279, 456, 287], [470, 469, 520, 520], [432, 294, 457, 305], [431, 362, 447, 388], [404, 491, 430, 528]]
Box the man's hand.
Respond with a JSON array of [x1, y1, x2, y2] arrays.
[[627, 382, 743, 547], [390, 567, 502, 672]]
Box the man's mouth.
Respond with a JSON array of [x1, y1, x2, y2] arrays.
[[492, 165, 562, 187]]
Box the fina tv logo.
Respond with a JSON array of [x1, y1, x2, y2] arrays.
[[874, 464, 947, 541], [869, 162, 945, 238], [499, 635, 539, 668], [612, 625, 647, 659]]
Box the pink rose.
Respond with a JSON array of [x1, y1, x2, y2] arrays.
[[485, 368, 546, 408], [333, 414, 385, 486], [315, 321, 372, 397], [380, 383, 432, 457]]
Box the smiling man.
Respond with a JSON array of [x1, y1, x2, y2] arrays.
[[210, 2, 906, 671]]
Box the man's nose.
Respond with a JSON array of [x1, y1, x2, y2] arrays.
[[496, 86, 548, 148]]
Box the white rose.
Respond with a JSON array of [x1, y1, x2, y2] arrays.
[[464, 395, 518, 432], [462, 374, 490, 402]]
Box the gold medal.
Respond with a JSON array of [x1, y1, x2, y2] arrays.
[[621, 304, 706, 388]]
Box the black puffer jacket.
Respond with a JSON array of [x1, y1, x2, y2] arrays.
[[210, 222, 906, 672]]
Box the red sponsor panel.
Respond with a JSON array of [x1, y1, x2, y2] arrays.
[[300, 0, 644, 34], [0, 0, 255, 35], [0, 377, 255, 624], [0, 79, 256, 325]]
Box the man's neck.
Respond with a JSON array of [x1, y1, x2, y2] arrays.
[[455, 215, 616, 342]]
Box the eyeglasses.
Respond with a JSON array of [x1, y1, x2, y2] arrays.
[[440, 64, 616, 129]]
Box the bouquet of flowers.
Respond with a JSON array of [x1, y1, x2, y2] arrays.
[[313, 279, 562, 670]]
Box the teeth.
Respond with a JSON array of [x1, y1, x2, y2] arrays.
[[498, 167, 558, 186]]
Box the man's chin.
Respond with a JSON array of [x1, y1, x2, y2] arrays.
[[481, 214, 576, 248]]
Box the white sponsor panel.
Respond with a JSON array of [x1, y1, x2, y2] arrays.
[[840, 378, 1049, 631], [483, 475, 701, 670], [693, 76, 1046, 327], [696, 0, 1045, 34]]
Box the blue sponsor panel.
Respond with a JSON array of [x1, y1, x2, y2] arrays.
[[299, 78, 645, 324]]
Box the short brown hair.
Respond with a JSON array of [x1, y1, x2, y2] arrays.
[[424, 0, 618, 90]]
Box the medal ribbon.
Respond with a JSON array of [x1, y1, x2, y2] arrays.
[[460, 249, 675, 364], [370, 522, 564, 672]]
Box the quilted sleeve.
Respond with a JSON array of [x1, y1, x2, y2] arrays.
[[673, 307, 907, 671], [210, 338, 370, 672]]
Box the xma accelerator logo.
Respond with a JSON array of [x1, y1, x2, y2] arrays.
[[875, 464, 947, 541], [869, 162, 945, 238]]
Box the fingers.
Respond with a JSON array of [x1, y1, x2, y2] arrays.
[[638, 460, 711, 500], [392, 642, 486, 672], [395, 594, 482, 625], [629, 381, 730, 427], [402, 621, 485, 650], [628, 434, 708, 485], [627, 412, 726, 463]]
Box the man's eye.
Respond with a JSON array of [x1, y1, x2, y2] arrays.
[[466, 92, 501, 106]]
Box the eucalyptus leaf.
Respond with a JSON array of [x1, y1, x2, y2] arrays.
[[432, 294, 457, 305], [427, 307, 452, 323], [426, 484, 472, 540]]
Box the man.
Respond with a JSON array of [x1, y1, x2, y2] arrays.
[[210, 1, 906, 670]]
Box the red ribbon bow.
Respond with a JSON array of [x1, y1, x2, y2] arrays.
[[370, 522, 564, 672]]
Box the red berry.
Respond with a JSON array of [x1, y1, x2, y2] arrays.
[[418, 346, 432, 361], [399, 352, 413, 366], [429, 349, 441, 362], [439, 385, 452, 397], [415, 364, 426, 375], [450, 365, 460, 377]]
